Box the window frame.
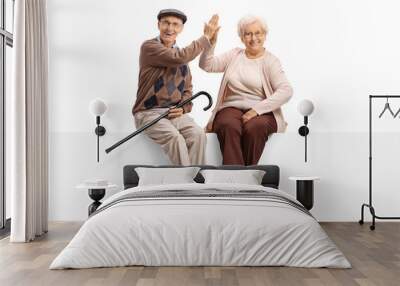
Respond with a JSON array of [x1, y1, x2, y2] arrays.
[[0, 0, 14, 233]]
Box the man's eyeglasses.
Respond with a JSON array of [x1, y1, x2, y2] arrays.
[[243, 31, 265, 39], [159, 20, 182, 30]]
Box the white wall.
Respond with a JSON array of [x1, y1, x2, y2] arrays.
[[47, 0, 400, 221]]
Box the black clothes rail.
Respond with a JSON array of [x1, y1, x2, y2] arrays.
[[359, 95, 400, 230]]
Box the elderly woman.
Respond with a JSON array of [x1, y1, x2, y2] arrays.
[[200, 15, 293, 165]]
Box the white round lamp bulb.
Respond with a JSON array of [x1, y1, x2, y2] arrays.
[[89, 99, 107, 116], [298, 99, 314, 116]]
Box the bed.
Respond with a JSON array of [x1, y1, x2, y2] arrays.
[[50, 165, 350, 269]]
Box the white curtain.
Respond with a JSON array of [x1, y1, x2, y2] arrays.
[[9, 0, 48, 242]]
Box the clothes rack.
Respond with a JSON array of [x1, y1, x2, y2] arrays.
[[359, 95, 400, 230]]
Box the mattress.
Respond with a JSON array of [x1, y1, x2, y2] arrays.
[[50, 183, 351, 269]]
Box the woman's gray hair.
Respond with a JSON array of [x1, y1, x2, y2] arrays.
[[237, 15, 268, 38]]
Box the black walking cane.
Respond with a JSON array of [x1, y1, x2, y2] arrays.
[[105, 91, 213, 154]]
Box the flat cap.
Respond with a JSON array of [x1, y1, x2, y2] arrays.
[[157, 9, 187, 24]]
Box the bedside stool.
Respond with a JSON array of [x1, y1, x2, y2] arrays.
[[76, 182, 117, 216], [288, 176, 320, 210]]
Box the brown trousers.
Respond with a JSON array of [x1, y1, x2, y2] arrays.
[[213, 107, 277, 166]]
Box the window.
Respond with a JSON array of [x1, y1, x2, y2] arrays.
[[0, 0, 14, 235]]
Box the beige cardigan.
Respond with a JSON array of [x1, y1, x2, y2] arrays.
[[199, 44, 293, 133]]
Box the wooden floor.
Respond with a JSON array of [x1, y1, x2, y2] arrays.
[[0, 222, 399, 286]]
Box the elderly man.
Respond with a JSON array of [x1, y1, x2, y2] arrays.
[[132, 9, 218, 165]]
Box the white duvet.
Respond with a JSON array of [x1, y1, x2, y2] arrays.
[[50, 183, 351, 269]]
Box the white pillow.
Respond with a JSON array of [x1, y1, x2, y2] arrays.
[[200, 169, 266, 185], [135, 167, 200, 186]]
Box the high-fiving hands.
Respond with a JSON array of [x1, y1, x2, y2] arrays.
[[204, 14, 220, 45]]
